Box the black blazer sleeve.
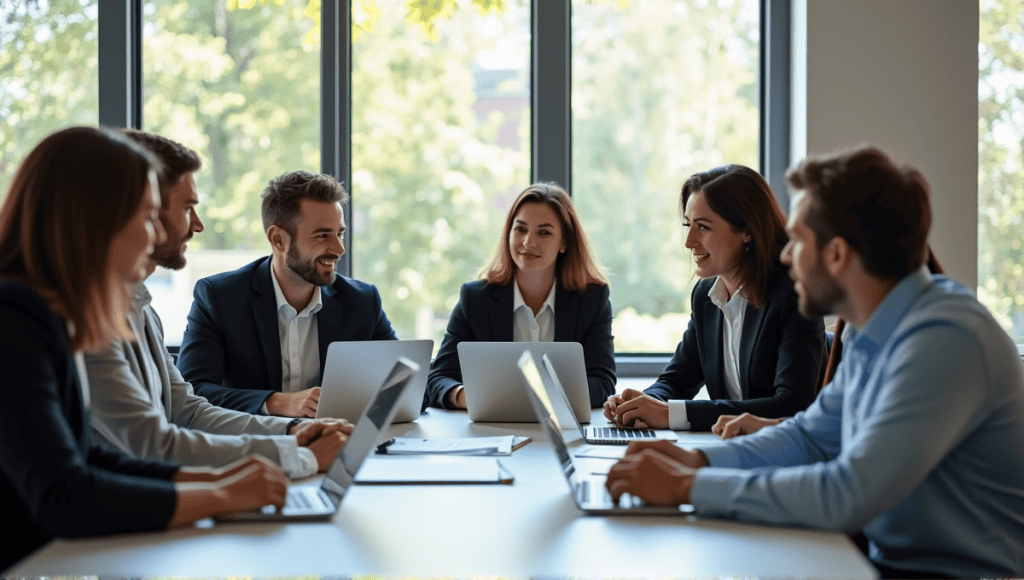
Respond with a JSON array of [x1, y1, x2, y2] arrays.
[[683, 275, 823, 430], [426, 283, 475, 409], [0, 285, 177, 572], [573, 284, 616, 408], [644, 282, 709, 402], [178, 277, 274, 413]]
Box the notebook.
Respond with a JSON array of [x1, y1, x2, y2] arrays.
[[518, 351, 692, 515], [316, 340, 432, 423], [458, 341, 590, 423], [540, 353, 677, 445], [216, 357, 419, 522]]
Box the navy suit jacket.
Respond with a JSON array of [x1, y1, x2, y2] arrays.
[[0, 282, 177, 573], [427, 280, 616, 409], [644, 267, 825, 431], [176, 257, 399, 414]]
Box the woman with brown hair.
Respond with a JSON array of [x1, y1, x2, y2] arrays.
[[426, 182, 615, 409], [0, 127, 287, 573], [604, 165, 825, 432]]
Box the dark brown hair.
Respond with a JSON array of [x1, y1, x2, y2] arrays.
[[785, 145, 931, 281], [681, 165, 788, 309], [260, 170, 348, 235], [120, 129, 201, 201], [483, 182, 608, 292], [0, 126, 161, 351]]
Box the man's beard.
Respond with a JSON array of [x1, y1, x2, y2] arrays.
[[286, 242, 338, 286], [798, 258, 845, 318], [151, 218, 188, 270]]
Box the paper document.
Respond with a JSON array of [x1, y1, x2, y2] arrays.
[[573, 444, 628, 460], [355, 456, 514, 484], [376, 435, 530, 456]]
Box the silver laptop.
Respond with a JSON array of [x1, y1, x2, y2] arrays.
[[217, 358, 419, 522], [540, 354, 676, 445], [458, 341, 590, 423], [518, 351, 691, 515], [317, 340, 432, 423]]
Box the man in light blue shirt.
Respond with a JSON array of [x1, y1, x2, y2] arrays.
[[606, 145, 1024, 578]]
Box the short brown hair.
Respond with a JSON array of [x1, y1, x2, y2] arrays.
[[483, 182, 608, 292], [120, 128, 201, 201], [0, 126, 161, 351], [681, 165, 788, 309], [260, 170, 348, 235], [785, 145, 931, 281]]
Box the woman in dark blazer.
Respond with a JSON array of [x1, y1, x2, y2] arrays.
[[604, 165, 825, 432], [0, 127, 288, 573], [427, 182, 615, 409]]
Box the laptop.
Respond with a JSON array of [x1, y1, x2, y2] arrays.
[[540, 353, 677, 445], [217, 357, 419, 522], [458, 341, 590, 423], [316, 340, 432, 423], [518, 351, 691, 515]]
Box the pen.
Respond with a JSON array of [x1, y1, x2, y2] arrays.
[[376, 438, 396, 454]]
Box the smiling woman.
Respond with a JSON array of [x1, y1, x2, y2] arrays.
[[426, 182, 616, 411]]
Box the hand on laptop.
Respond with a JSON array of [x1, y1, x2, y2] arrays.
[[267, 386, 321, 417], [605, 446, 699, 506], [623, 439, 709, 469], [295, 421, 349, 472], [712, 413, 783, 440], [168, 455, 288, 526], [603, 388, 669, 429], [172, 454, 283, 483]]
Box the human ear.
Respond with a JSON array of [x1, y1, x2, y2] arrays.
[[267, 225, 290, 253]]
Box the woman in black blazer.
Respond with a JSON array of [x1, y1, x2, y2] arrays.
[[0, 127, 288, 573], [427, 182, 615, 409], [604, 165, 825, 432]]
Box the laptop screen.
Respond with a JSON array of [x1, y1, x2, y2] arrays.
[[518, 352, 578, 486]]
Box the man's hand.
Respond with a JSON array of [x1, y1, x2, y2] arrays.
[[304, 427, 347, 472], [293, 419, 353, 446], [622, 439, 709, 468], [266, 386, 321, 417], [712, 413, 783, 440], [605, 448, 699, 506], [604, 388, 668, 429]]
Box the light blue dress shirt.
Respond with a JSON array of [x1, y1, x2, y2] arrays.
[[692, 267, 1024, 578]]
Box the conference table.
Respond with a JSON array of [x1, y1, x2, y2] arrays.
[[11, 407, 878, 578]]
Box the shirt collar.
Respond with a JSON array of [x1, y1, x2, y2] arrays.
[[513, 279, 557, 315], [270, 263, 323, 317], [848, 265, 932, 357], [130, 281, 151, 313], [708, 276, 747, 313]]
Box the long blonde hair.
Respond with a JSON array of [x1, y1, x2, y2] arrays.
[[482, 182, 608, 292], [0, 126, 161, 351]]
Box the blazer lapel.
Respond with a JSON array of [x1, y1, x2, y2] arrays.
[[317, 284, 345, 382], [489, 285, 514, 341], [553, 285, 575, 342], [251, 262, 282, 392], [738, 296, 770, 399], [703, 300, 725, 398]]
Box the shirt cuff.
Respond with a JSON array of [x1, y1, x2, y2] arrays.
[[444, 385, 464, 410], [667, 400, 691, 430], [272, 437, 318, 478], [698, 443, 744, 468], [690, 466, 746, 516], [260, 402, 270, 416]]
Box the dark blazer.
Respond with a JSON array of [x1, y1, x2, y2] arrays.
[[0, 282, 178, 573], [427, 280, 616, 409], [176, 257, 399, 414], [644, 267, 825, 432]]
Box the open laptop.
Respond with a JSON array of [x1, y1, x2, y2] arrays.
[[458, 341, 590, 423], [518, 351, 691, 515], [540, 353, 676, 445], [317, 340, 432, 423], [217, 358, 419, 522]]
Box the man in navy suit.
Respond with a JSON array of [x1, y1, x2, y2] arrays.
[[177, 171, 398, 417]]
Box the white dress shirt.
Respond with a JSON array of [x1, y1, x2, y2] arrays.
[[270, 264, 323, 395], [668, 277, 746, 430], [513, 280, 557, 343]]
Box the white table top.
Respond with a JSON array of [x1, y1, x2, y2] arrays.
[[12, 410, 877, 578]]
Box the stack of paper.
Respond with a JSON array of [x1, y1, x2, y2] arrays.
[[376, 435, 530, 456]]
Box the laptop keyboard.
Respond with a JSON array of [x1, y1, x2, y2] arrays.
[[592, 426, 656, 439], [578, 479, 645, 509], [283, 487, 326, 515]]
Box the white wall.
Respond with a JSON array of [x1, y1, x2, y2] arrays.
[[791, 0, 979, 288]]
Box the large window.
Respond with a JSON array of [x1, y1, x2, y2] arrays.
[[572, 0, 760, 352], [351, 0, 530, 348], [142, 0, 321, 343], [978, 0, 1024, 344], [0, 0, 98, 203]]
